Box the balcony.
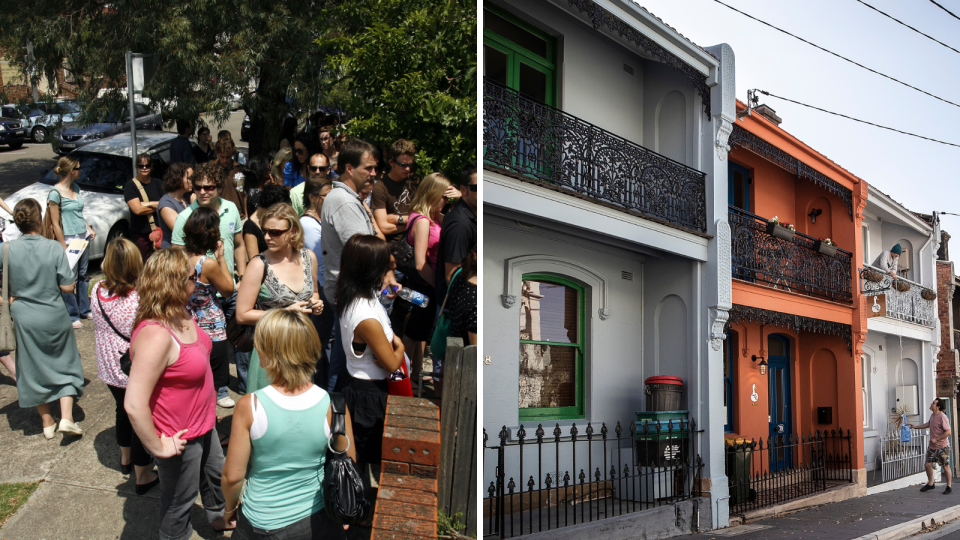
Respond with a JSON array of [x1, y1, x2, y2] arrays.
[[483, 79, 707, 233], [860, 266, 936, 327], [729, 206, 853, 303]]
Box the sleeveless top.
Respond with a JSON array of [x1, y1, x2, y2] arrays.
[[340, 296, 394, 380], [407, 212, 441, 270], [131, 320, 215, 441], [244, 386, 331, 530], [257, 249, 314, 309], [186, 257, 227, 341]]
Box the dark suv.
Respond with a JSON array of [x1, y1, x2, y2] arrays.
[[0, 117, 27, 149]]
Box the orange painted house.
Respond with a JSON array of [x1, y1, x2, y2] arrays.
[[722, 97, 869, 491]]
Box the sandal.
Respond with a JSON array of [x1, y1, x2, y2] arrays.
[[71, 320, 83, 329]]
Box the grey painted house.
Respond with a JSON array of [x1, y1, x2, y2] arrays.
[[482, 0, 736, 535]]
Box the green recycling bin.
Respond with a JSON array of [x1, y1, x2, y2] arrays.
[[635, 411, 689, 467], [725, 438, 754, 505]]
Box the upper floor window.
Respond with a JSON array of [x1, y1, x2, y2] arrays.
[[518, 274, 585, 420], [483, 7, 556, 106], [728, 161, 751, 212]]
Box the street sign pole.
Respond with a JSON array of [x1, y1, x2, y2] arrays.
[[125, 51, 138, 180]]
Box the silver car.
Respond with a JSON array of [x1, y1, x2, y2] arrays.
[[52, 102, 163, 155], [0, 101, 82, 143], [1, 131, 177, 260]]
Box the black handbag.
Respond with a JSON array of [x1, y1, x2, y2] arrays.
[[323, 393, 370, 525], [96, 292, 131, 375], [225, 255, 268, 353], [389, 214, 425, 275]]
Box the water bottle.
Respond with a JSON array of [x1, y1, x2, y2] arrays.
[[379, 287, 395, 314], [392, 286, 430, 308]]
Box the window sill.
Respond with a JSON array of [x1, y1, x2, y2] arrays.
[[864, 430, 879, 438]]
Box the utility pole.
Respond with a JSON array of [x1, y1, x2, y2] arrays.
[[125, 51, 138, 179]]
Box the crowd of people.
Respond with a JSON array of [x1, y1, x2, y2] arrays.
[[0, 124, 477, 539]]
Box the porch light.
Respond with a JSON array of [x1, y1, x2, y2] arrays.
[[752, 355, 768, 375]]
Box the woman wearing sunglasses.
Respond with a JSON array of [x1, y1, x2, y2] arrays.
[[124, 153, 166, 261], [46, 155, 97, 328], [237, 203, 324, 394], [283, 133, 319, 188]]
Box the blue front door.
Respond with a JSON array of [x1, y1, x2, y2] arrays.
[[767, 334, 793, 471]]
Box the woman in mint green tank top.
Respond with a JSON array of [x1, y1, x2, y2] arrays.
[[223, 310, 355, 539]]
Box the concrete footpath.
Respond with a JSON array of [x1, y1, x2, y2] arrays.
[[0, 298, 239, 539], [687, 481, 960, 540]]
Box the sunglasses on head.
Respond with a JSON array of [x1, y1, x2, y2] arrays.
[[194, 184, 217, 192], [263, 227, 290, 237]]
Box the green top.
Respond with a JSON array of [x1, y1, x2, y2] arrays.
[[243, 388, 331, 530], [170, 198, 242, 276], [47, 184, 86, 236], [290, 182, 306, 217]]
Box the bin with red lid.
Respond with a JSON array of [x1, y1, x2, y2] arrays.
[[644, 376, 683, 411]]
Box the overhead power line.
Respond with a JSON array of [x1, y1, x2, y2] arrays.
[[929, 0, 960, 22], [754, 89, 960, 149], [712, 0, 960, 110], [855, 0, 960, 55]]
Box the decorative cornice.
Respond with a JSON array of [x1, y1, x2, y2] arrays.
[[726, 304, 853, 353], [567, 0, 711, 117], [728, 124, 853, 217]]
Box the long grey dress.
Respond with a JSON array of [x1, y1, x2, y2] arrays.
[[8, 234, 84, 408]]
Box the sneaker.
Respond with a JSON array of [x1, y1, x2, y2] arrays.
[[945, 487, 953, 495], [921, 483, 936, 492], [217, 396, 236, 408]]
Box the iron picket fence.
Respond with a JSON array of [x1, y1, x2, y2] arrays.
[[483, 419, 703, 538], [726, 429, 854, 515]]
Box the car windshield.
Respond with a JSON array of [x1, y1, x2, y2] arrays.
[[58, 102, 81, 114], [41, 152, 129, 192]]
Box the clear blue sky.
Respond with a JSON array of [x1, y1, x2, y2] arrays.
[[637, 0, 960, 236]]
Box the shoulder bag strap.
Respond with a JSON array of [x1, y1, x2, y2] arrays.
[[438, 267, 463, 315], [96, 290, 130, 342], [328, 392, 346, 437], [2, 244, 9, 319], [132, 178, 158, 231]]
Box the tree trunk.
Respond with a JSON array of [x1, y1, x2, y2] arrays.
[[247, 64, 287, 157]]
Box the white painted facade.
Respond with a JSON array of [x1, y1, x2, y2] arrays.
[[483, 0, 736, 530], [860, 186, 940, 478]]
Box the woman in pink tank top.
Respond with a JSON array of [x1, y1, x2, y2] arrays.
[[125, 249, 236, 537], [404, 172, 461, 390]]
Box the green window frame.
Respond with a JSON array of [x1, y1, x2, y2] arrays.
[[518, 273, 585, 421], [483, 6, 557, 106]]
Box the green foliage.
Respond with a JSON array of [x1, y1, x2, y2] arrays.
[[437, 509, 469, 538], [316, 0, 477, 179], [0, 482, 40, 526]]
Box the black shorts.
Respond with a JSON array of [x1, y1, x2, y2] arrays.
[[402, 283, 436, 342]]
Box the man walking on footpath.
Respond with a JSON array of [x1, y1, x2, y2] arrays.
[[910, 398, 953, 494]]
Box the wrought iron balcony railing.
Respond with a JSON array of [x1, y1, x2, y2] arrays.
[[483, 79, 707, 233], [729, 206, 853, 303], [860, 266, 936, 327]]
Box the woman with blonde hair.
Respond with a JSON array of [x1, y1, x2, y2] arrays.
[[270, 147, 293, 186], [403, 173, 460, 388], [125, 248, 234, 537], [222, 310, 353, 539], [92, 237, 158, 492], [7, 198, 85, 438], [48, 155, 97, 328], [237, 203, 323, 394]]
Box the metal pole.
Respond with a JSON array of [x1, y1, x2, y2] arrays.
[[126, 51, 138, 180]]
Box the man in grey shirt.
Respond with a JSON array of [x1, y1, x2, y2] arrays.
[[872, 243, 901, 279], [320, 138, 399, 391]]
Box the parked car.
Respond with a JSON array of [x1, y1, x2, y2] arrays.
[[0, 131, 177, 260], [1, 101, 82, 143], [0, 116, 27, 149], [52, 102, 163, 155]]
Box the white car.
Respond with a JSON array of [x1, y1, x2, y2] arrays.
[[1, 131, 178, 260]]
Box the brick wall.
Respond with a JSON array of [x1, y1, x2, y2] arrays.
[[372, 395, 441, 539], [936, 261, 957, 382]]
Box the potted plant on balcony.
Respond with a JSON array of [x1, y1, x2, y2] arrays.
[[815, 238, 838, 257], [862, 268, 884, 283], [921, 288, 937, 301], [766, 216, 795, 241], [893, 279, 911, 292]]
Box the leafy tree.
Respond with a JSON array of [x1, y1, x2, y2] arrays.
[[315, 0, 477, 179]]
